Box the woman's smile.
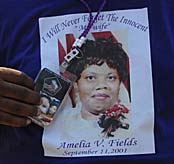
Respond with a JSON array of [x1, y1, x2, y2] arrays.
[[91, 93, 110, 101]]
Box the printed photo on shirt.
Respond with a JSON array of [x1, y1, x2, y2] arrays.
[[57, 31, 132, 139]]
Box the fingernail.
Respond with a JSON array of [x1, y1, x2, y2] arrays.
[[26, 119, 32, 125], [36, 107, 41, 116]]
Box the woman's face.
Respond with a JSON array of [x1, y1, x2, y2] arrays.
[[49, 105, 57, 114], [39, 97, 50, 114], [77, 62, 120, 115]]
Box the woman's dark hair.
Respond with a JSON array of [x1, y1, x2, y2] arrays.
[[40, 93, 51, 102], [67, 37, 129, 82], [50, 99, 60, 107]]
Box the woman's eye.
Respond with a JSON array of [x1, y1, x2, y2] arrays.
[[107, 75, 117, 81], [43, 104, 47, 108], [85, 76, 96, 81]]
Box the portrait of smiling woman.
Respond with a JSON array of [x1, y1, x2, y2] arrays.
[[57, 36, 131, 139]]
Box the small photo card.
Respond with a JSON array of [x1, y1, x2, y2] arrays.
[[31, 68, 72, 127]]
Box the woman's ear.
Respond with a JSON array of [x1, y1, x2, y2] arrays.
[[73, 82, 79, 93], [69, 86, 76, 108], [69, 82, 79, 108]]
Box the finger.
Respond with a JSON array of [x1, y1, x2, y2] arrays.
[[0, 79, 40, 105], [0, 96, 39, 117], [0, 110, 31, 127], [0, 67, 34, 89]]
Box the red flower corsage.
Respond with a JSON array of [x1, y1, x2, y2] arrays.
[[98, 104, 129, 138]]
